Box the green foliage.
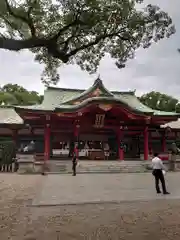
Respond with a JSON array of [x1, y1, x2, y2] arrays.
[[0, 83, 43, 105], [0, 0, 175, 85], [0, 140, 16, 165], [139, 91, 180, 113]]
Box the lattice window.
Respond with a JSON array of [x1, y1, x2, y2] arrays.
[[94, 114, 105, 128]]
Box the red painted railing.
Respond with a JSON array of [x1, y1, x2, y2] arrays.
[[159, 153, 169, 161]]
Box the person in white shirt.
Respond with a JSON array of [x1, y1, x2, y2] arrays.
[[152, 153, 170, 195]]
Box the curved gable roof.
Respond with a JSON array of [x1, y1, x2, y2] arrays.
[[62, 77, 114, 105]]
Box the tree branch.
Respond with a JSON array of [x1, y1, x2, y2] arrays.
[[0, 13, 24, 38], [4, 0, 36, 36], [51, 20, 81, 42], [0, 35, 72, 63], [67, 31, 129, 57], [50, 3, 87, 42], [46, 44, 69, 62], [0, 37, 48, 51], [26, 0, 37, 35]]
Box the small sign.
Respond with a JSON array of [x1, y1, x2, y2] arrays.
[[94, 114, 105, 128]]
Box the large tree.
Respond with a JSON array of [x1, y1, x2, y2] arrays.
[[139, 91, 180, 113], [0, 83, 43, 105], [0, 0, 175, 85]]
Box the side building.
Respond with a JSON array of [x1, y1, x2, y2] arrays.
[[0, 78, 179, 161]]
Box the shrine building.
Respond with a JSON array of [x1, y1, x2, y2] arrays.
[[0, 77, 180, 161]]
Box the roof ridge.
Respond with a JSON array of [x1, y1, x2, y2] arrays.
[[112, 91, 135, 95], [47, 86, 85, 92], [47, 86, 135, 95]]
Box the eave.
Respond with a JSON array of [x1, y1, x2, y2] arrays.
[[55, 97, 154, 116]]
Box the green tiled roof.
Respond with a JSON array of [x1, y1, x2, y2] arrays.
[[0, 107, 23, 124], [43, 87, 83, 107], [113, 93, 154, 114], [15, 87, 84, 111], [14, 78, 180, 117]]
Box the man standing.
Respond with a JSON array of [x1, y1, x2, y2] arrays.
[[152, 153, 170, 195], [72, 151, 77, 176]]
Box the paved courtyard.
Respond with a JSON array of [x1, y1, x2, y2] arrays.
[[2, 173, 180, 239], [32, 172, 180, 206]]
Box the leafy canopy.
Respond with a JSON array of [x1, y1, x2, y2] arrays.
[[0, 0, 175, 85], [0, 83, 43, 105], [139, 91, 180, 113]]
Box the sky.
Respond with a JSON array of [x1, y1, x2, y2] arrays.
[[0, 0, 180, 97]]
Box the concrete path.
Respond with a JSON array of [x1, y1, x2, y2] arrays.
[[32, 172, 180, 206]]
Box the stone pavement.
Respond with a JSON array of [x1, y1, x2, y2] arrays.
[[32, 172, 180, 206]]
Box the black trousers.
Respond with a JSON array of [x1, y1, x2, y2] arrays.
[[153, 169, 167, 193], [72, 164, 76, 176]]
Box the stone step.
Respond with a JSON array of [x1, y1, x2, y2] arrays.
[[49, 164, 67, 173], [47, 161, 151, 174]]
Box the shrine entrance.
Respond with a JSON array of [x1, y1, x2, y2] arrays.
[[123, 135, 141, 160], [78, 130, 118, 160]]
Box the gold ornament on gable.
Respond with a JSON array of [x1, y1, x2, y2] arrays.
[[98, 104, 112, 111], [57, 113, 65, 117], [92, 88, 102, 97]]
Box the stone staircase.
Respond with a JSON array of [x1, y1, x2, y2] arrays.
[[47, 160, 151, 174], [48, 162, 68, 173]]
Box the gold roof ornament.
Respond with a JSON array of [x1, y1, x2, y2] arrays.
[[92, 88, 102, 97], [98, 104, 112, 111]]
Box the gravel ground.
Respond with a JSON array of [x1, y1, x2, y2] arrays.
[[0, 174, 43, 240], [1, 174, 180, 240]]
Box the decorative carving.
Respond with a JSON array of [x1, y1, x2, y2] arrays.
[[57, 113, 65, 117], [98, 104, 112, 111], [73, 101, 81, 105], [92, 88, 102, 97], [72, 88, 102, 105]]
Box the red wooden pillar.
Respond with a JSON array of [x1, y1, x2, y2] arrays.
[[12, 129, 17, 145], [162, 132, 166, 152], [12, 129, 18, 156], [44, 124, 50, 161], [144, 126, 149, 160], [117, 128, 124, 161], [148, 131, 152, 155], [74, 125, 80, 159]]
